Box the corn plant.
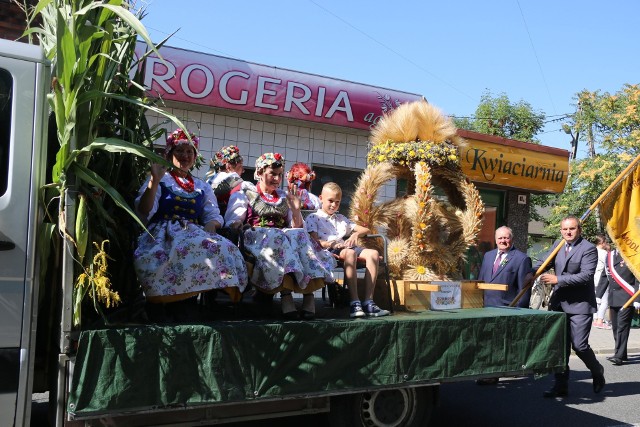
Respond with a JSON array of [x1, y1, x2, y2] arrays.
[[23, 0, 186, 327]]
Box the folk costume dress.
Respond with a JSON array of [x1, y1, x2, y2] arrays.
[[134, 172, 248, 302], [298, 188, 321, 211], [225, 186, 335, 294]]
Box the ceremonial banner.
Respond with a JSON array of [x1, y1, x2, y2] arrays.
[[600, 163, 640, 279]]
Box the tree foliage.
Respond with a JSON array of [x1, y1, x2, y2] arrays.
[[545, 84, 640, 242], [574, 85, 640, 155], [544, 153, 630, 240], [454, 90, 546, 143]]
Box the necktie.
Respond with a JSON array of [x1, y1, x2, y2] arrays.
[[565, 244, 571, 256], [492, 251, 504, 274]]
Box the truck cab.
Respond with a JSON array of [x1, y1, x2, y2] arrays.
[[0, 38, 49, 427]]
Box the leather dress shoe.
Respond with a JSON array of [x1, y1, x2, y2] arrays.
[[608, 357, 624, 366], [593, 367, 606, 393], [607, 355, 627, 362], [543, 387, 568, 398]]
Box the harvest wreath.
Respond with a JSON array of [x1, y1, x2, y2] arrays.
[[350, 100, 484, 281]]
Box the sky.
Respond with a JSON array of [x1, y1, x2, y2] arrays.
[[140, 0, 640, 158]]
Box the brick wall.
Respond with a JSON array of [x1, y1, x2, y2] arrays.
[[0, 0, 38, 42]]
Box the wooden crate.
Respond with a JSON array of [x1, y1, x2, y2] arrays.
[[399, 280, 508, 311]]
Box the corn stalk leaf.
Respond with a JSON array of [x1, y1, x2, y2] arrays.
[[70, 162, 146, 230], [65, 137, 170, 170]]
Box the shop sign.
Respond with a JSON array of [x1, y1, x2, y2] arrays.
[[457, 132, 569, 193], [137, 43, 422, 130]]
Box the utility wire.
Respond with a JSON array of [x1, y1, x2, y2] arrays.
[[145, 25, 238, 59], [308, 0, 475, 102], [517, 0, 557, 114], [451, 114, 571, 124]]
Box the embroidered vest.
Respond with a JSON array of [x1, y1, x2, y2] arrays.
[[245, 189, 289, 228], [150, 181, 204, 225]]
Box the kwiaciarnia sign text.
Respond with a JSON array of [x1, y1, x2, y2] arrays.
[[457, 132, 569, 193]]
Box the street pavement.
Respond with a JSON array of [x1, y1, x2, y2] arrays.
[[587, 321, 640, 356]]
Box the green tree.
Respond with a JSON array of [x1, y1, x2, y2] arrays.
[[544, 84, 640, 242], [454, 90, 546, 143], [544, 153, 629, 240]]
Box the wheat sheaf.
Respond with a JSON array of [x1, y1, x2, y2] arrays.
[[350, 100, 484, 281]]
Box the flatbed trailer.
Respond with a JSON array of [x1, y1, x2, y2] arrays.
[[65, 307, 565, 425], [0, 37, 566, 427]]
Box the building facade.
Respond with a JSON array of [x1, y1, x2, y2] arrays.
[[143, 44, 569, 261]]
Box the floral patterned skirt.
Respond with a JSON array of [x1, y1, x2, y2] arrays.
[[134, 220, 248, 299], [243, 227, 335, 294]]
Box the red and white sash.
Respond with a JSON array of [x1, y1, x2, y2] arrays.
[[608, 251, 636, 297]]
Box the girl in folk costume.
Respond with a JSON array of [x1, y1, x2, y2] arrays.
[[208, 145, 254, 216], [134, 129, 248, 310], [204, 157, 221, 187], [224, 153, 335, 320], [286, 162, 321, 211]]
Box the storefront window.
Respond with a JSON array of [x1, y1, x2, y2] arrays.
[[0, 69, 12, 197], [310, 165, 361, 215], [240, 167, 255, 184], [477, 189, 505, 253]]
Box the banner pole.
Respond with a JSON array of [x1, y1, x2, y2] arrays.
[[509, 153, 640, 307], [622, 288, 640, 310]]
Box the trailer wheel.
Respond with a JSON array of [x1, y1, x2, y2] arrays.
[[328, 385, 437, 427]]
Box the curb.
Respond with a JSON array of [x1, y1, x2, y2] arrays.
[[589, 347, 640, 356]]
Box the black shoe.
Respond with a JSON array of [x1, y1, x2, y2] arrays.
[[593, 367, 606, 393], [301, 310, 315, 320], [607, 355, 628, 362], [608, 357, 624, 366], [475, 378, 499, 386], [282, 310, 299, 320], [543, 387, 568, 398]]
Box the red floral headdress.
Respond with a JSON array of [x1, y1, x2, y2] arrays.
[[286, 162, 316, 191], [165, 128, 199, 155]]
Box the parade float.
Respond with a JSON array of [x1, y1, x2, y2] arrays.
[[350, 100, 505, 309]]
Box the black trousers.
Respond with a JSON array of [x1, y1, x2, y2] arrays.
[[555, 312, 603, 387], [610, 305, 634, 360]]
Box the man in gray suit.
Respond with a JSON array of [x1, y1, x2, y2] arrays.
[[535, 215, 605, 398]]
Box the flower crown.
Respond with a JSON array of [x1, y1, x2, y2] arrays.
[[286, 164, 316, 183], [215, 145, 243, 165], [255, 152, 284, 171], [166, 128, 199, 155], [367, 139, 459, 168]]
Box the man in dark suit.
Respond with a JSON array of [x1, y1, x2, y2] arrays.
[[479, 226, 532, 308], [598, 249, 640, 365], [475, 226, 532, 386], [535, 215, 605, 398]]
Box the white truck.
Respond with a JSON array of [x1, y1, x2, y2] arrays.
[[0, 37, 566, 427]]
